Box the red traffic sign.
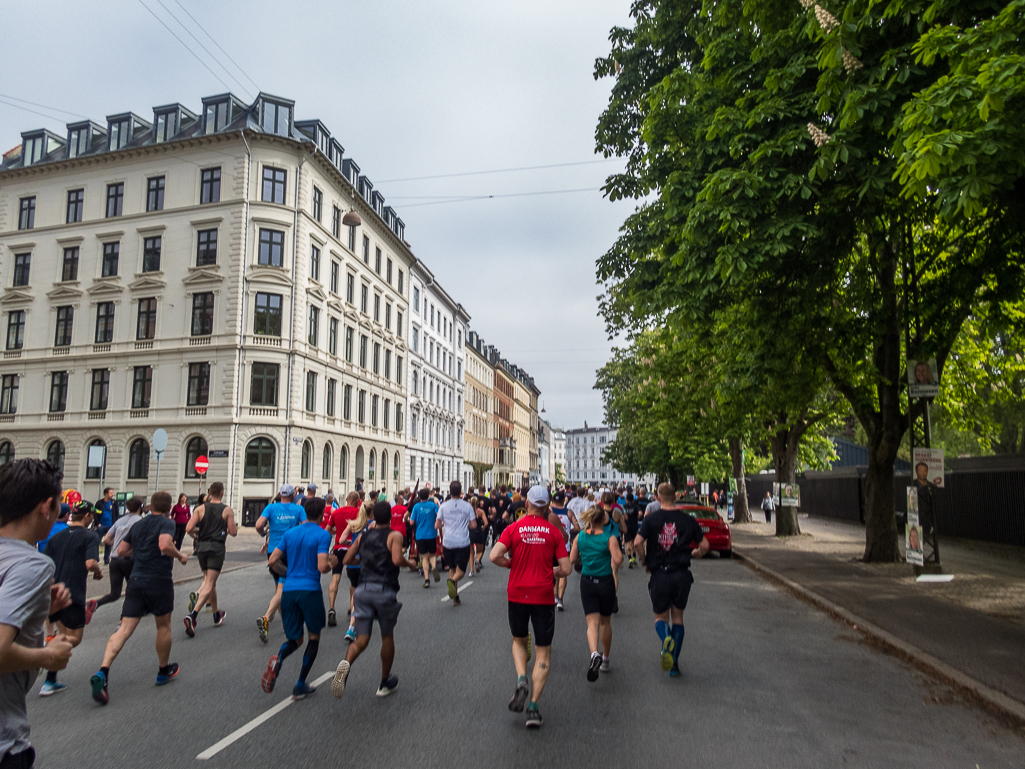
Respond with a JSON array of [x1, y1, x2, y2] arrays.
[[194, 455, 209, 474]]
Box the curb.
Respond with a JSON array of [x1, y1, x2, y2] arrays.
[[733, 547, 1025, 726]]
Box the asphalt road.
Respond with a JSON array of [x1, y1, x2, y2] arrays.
[[27, 552, 1025, 768]]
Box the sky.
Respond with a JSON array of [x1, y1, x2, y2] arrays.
[[0, 0, 637, 431]]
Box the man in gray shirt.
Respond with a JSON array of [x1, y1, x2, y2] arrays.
[[0, 459, 74, 768], [436, 481, 477, 606]]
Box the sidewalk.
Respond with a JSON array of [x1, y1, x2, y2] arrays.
[[731, 514, 1025, 716]]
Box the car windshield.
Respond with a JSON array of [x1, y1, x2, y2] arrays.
[[685, 508, 719, 521]]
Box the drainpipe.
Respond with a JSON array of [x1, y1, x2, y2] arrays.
[[229, 129, 252, 513]]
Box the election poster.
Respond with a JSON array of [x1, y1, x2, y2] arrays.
[[906, 487, 923, 566], [780, 483, 800, 508], [908, 358, 940, 398], [912, 447, 945, 489]]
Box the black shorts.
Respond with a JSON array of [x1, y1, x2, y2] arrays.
[[347, 567, 361, 588], [122, 580, 174, 618], [508, 602, 556, 647], [49, 602, 86, 630], [626, 522, 639, 541], [196, 543, 226, 572], [580, 574, 618, 617], [416, 538, 437, 556], [443, 545, 471, 572], [647, 569, 694, 614], [332, 547, 348, 575], [468, 527, 487, 545]]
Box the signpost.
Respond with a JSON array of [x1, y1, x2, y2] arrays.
[[87, 445, 106, 504], [194, 455, 209, 498], [152, 429, 168, 494]]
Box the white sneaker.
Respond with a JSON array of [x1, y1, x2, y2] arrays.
[[331, 660, 350, 699], [599, 658, 611, 673]]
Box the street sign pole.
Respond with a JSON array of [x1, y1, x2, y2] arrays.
[[152, 429, 169, 497]]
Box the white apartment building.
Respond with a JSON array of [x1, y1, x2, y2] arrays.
[[549, 425, 565, 484], [405, 261, 468, 490], [565, 424, 656, 488], [537, 416, 553, 486], [0, 92, 414, 519]]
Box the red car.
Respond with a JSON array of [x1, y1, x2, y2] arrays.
[[681, 505, 732, 558]]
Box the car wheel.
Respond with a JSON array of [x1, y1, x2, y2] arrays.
[[720, 549, 732, 559]]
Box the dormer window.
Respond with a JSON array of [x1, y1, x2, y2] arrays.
[[359, 176, 373, 203], [329, 139, 344, 169], [155, 111, 176, 143], [205, 101, 230, 134], [260, 100, 291, 136], [342, 159, 360, 188], [108, 119, 130, 150], [21, 130, 63, 166], [23, 136, 44, 166]]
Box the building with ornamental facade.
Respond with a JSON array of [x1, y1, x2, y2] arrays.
[[565, 424, 656, 488]]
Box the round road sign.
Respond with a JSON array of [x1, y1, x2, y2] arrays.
[[194, 455, 209, 475]]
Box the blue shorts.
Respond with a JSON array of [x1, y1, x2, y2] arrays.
[[280, 589, 326, 640]]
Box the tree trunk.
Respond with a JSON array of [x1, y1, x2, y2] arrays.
[[769, 423, 804, 536], [728, 437, 751, 523]]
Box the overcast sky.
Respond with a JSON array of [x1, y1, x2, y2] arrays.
[[0, 0, 636, 431]]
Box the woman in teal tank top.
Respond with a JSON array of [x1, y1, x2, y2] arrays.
[[569, 505, 623, 682]]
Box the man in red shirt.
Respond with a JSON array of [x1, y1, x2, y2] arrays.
[[390, 491, 408, 555], [489, 486, 570, 729], [326, 491, 360, 628]]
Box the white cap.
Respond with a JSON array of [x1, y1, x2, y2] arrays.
[[279, 484, 295, 497], [526, 486, 550, 506], [307, 482, 317, 492]]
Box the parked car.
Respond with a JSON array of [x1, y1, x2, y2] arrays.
[[681, 505, 732, 558]]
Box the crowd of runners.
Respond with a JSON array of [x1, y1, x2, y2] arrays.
[[0, 457, 710, 765]]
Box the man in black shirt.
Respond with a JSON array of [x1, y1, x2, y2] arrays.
[[634, 482, 708, 678]]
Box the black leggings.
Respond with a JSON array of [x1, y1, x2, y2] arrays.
[[174, 523, 188, 551], [95, 557, 134, 607]]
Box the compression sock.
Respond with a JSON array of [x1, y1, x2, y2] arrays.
[[46, 670, 58, 684], [670, 624, 686, 665], [277, 639, 301, 663], [655, 620, 670, 644], [298, 639, 320, 683]]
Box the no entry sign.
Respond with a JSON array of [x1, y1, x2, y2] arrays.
[[194, 455, 209, 475]]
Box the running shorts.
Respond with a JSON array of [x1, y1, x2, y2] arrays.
[[416, 538, 437, 555], [579, 574, 618, 617], [507, 601, 556, 647], [626, 522, 639, 541], [443, 545, 471, 572], [196, 542, 226, 572], [468, 526, 487, 545], [352, 581, 403, 636], [280, 589, 326, 639], [647, 568, 694, 614], [49, 601, 86, 630], [332, 546, 348, 575], [122, 580, 174, 618], [347, 566, 360, 588]]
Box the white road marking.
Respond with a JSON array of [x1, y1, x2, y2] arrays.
[[196, 669, 336, 760], [441, 579, 474, 602]]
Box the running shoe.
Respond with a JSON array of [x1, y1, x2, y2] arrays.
[[376, 676, 398, 697], [423, 579, 430, 589], [660, 635, 676, 672], [155, 663, 179, 686], [261, 655, 281, 693], [556, 599, 564, 612], [600, 658, 611, 673], [183, 614, 196, 638], [292, 682, 317, 701], [508, 678, 529, 712], [213, 610, 226, 627], [344, 625, 357, 643], [587, 653, 602, 683], [39, 681, 66, 697], [525, 704, 544, 728], [669, 664, 682, 678], [432, 565, 440, 583], [90, 672, 108, 705], [628, 558, 635, 569], [453, 596, 462, 607], [187, 591, 198, 614], [331, 660, 350, 699], [446, 579, 458, 601], [85, 599, 98, 625], [257, 616, 269, 644], [328, 608, 337, 627]]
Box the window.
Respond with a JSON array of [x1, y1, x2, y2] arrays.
[[250, 363, 279, 406], [258, 229, 284, 266], [305, 371, 317, 412], [260, 99, 290, 134], [95, 302, 115, 343], [6, 311, 24, 351], [197, 229, 217, 266], [359, 335, 368, 368], [262, 167, 287, 204], [61, 247, 79, 281], [431, 305, 435, 326], [12, 254, 30, 287], [90, 369, 109, 410], [312, 186, 323, 221], [46, 440, 65, 471], [200, 168, 221, 204], [413, 286, 420, 312], [385, 350, 391, 379], [344, 326, 353, 362], [188, 363, 210, 406], [0, 375, 18, 415], [108, 119, 130, 150], [137, 298, 157, 340], [398, 271, 404, 295], [154, 111, 175, 143], [85, 439, 105, 478], [132, 366, 152, 409], [371, 395, 379, 427], [374, 294, 380, 323], [308, 305, 320, 347], [18, 197, 35, 230], [68, 128, 89, 158], [205, 101, 231, 134], [49, 372, 68, 412], [412, 326, 419, 353], [327, 378, 336, 416], [395, 403, 403, 432], [384, 398, 391, 429], [106, 183, 124, 218], [375, 247, 382, 275], [457, 329, 462, 347], [54, 306, 73, 347], [362, 235, 370, 263], [191, 292, 214, 336], [457, 361, 462, 379], [254, 292, 282, 336], [143, 236, 162, 272], [328, 317, 338, 355], [332, 206, 341, 238], [244, 437, 276, 479], [358, 389, 366, 423], [0, 442, 12, 469], [396, 311, 403, 338], [146, 176, 165, 211], [102, 243, 119, 277], [301, 440, 312, 479], [360, 284, 368, 314], [346, 273, 355, 303], [396, 356, 403, 386], [373, 342, 381, 375], [66, 189, 84, 224], [340, 445, 348, 478], [185, 436, 208, 478], [343, 384, 352, 420], [310, 245, 320, 281], [323, 444, 332, 479], [386, 259, 392, 284], [385, 303, 392, 330]]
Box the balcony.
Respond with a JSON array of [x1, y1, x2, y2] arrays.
[[88, 411, 106, 420], [134, 341, 153, 350], [250, 335, 283, 347], [47, 413, 65, 422], [189, 336, 212, 346], [185, 407, 207, 417], [130, 409, 149, 418], [249, 407, 278, 418], [0, 415, 13, 423], [3, 351, 21, 359], [93, 344, 111, 353], [53, 347, 70, 355]]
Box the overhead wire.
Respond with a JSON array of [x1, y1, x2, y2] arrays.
[[378, 158, 619, 184], [172, 0, 261, 93], [135, 0, 233, 93], [0, 98, 69, 126], [397, 187, 601, 208], [0, 94, 88, 120]]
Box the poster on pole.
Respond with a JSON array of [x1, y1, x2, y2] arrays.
[[780, 483, 800, 508], [700, 482, 709, 496], [912, 447, 945, 488], [908, 358, 940, 398], [906, 487, 924, 565], [729, 477, 738, 494], [772, 482, 780, 505]]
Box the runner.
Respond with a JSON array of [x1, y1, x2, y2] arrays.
[[566, 486, 589, 541], [339, 502, 371, 643], [182, 483, 237, 637], [409, 489, 439, 589], [622, 492, 640, 568], [326, 491, 360, 628], [39, 501, 102, 695], [633, 482, 709, 677], [569, 504, 622, 681], [489, 486, 571, 729], [389, 491, 408, 561], [468, 495, 489, 575], [35, 504, 69, 554], [261, 498, 336, 701], [90, 491, 187, 705], [550, 491, 576, 611], [95, 496, 143, 611], [331, 501, 417, 700], [435, 482, 476, 606], [254, 485, 305, 643]]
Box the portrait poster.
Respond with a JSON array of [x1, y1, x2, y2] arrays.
[[906, 489, 923, 566], [780, 483, 800, 508], [912, 447, 945, 488], [908, 358, 940, 398]]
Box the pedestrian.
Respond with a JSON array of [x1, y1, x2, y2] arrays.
[[633, 482, 709, 678], [389, 491, 408, 560], [254, 485, 306, 644], [299, 483, 318, 511], [90, 491, 188, 705], [570, 505, 622, 681], [489, 486, 571, 729], [761, 491, 775, 524], [409, 489, 440, 589], [182, 482, 237, 637], [171, 494, 191, 551], [97, 488, 115, 565], [94, 496, 143, 611], [0, 459, 74, 768], [436, 481, 476, 606], [331, 501, 417, 700], [325, 491, 360, 628]]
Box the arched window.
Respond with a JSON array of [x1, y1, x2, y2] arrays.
[[86, 439, 106, 479], [380, 451, 388, 486], [368, 449, 376, 481], [394, 452, 400, 481], [0, 441, 13, 467], [340, 445, 348, 480], [354, 446, 364, 480], [244, 437, 276, 479], [184, 436, 208, 478], [322, 444, 332, 480], [127, 438, 150, 479], [46, 440, 65, 471], [301, 440, 312, 480]]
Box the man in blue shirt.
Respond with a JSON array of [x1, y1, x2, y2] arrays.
[[36, 503, 70, 553], [262, 498, 335, 701], [98, 488, 115, 564], [255, 485, 306, 644], [409, 489, 440, 588]]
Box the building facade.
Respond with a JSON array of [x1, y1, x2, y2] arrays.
[[0, 92, 414, 517], [464, 331, 495, 489], [565, 424, 656, 488], [537, 416, 552, 486], [551, 427, 566, 484]]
